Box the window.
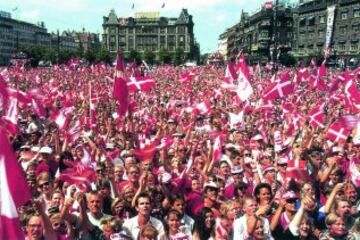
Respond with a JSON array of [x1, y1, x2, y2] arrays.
[[319, 16, 325, 24], [160, 27, 166, 34], [119, 28, 126, 34], [308, 16, 315, 26], [177, 26, 185, 34], [287, 32, 292, 38], [354, 9, 360, 18], [168, 27, 176, 34], [353, 24, 360, 32], [340, 26, 347, 34], [350, 43, 358, 51], [341, 12, 348, 20], [338, 44, 346, 51], [318, 29, 324, 37], [110, 28, 116, 34], [299, 18, 306, 27]]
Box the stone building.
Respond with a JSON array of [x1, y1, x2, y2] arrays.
[[102, 9, 198, 61], [0, 11, 51, 65], [292, 0, 360, 63]]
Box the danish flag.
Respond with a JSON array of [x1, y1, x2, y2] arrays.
[[127, 76, 155, 92], [327, 121, 350, 145]]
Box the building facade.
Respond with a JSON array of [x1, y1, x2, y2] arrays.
[[0, 11, 51, 65], [292, 0, 360, 63], [50, 31, 78, 52], [219, 4, 294, 63], [102, 9, 198, 61]]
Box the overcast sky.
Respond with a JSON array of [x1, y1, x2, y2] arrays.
[[1, 0, 297, 53]]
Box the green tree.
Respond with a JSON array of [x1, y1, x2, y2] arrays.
[[200, 53, 209, 65], [128, 49, 142, 64], [77, 42, 84, 57], [158, 48, 172, 64], [174, 47, 185, 65], [143, 49, 156, 65], [95, 47, 111, 64], [43, 47, 57, 63], [84, 48, 96, 63]]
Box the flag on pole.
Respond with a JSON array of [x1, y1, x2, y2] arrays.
[[236, 56, 253, 102], [0, 126, 31, 240], [113, 51, 129, 116], [161, 2, 165, 8], [131, 3, 135, 9]]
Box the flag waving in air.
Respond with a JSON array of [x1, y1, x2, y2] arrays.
[[0, 126, 31, 239], [113, 51, 129, 116]]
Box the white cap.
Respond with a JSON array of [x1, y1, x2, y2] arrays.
[[31, 146, 40, 152], [231, 166, 244, 174], [161, 172, 172, 184], [252, 134, 263, 141], [204, 181, 218, 189], [106, 142, 115, 149], [39, 146, 53, 154]]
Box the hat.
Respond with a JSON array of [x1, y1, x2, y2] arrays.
[[173, 132, 184, 137], [31, 146, 40, 152], [252, 134, 263, 141], [161, 172, 172, 184], [225, 143, 236, 149], [277, 157, 288, 165], [204, 181, 218, 189], [39, 146, 53, 154], [167, 119, 176, 124], [231, 166, 244, 174], [332, 146, 342, 153], [282, 191, 298, 200], [20, 145, 31, 150], [262, 165, 275, 174], [106, 142, 115, 149]]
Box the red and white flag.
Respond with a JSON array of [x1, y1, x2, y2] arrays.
[[309, 62, 326, 90], [307, 106, 325, 128], [127, 76, 155, 92], [236, 56, 253, 101], [327, 121, 351, 145], [286, 159, 311, 182], [263, 72, 294, 101], [1, 97, 18, 134], [213, 135, 223, 163], [113, 51, 128, 116], [0, 126, 31, 239], [50, 109, 69, 130], [224, 61, 238, 84]]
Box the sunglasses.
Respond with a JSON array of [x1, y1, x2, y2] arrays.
[[286, 198, 297, 204], [96, 169, 104, 174], [38, 182, 50, 189]]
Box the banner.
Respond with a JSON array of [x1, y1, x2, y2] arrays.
[[325, 5, 336, 48]]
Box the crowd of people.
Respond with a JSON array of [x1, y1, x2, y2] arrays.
[[0, 56, 359, 240]]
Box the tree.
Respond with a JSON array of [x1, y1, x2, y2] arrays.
[[77, 42, 84, 57], [43, 47, 57, 63], [143, 49, 156, 65], [174, 47, 185, 65], [200, 53, 209, 65], [158, 48, 172, 64], [128, 49, 142, 64], [84, 48, 96, 63], [95, 47, 111, 64]]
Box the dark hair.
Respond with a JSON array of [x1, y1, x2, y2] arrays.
[[170, 194, 185, 206], [193, 207, 215, 240], [135, 192, 151, 207], [164, 210, 182, 234], [253, 183, 273, 203]]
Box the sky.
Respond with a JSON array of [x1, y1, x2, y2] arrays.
[[1, 0, 296, 53]]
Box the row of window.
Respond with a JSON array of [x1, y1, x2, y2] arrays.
[[299, 10, 360, 27], [298, 43, 359, 51], [299, 24, 360, 38], [109, 26, 187, 35]]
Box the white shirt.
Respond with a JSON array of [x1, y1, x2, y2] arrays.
[[233, 215, 273, 240], [87, 212, 112, 229], [123, 215, 165, 240]]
